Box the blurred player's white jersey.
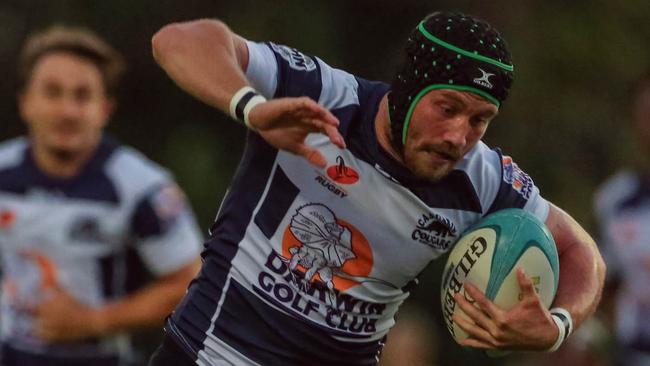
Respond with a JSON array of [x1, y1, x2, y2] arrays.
[[165, 41, 549, 365], [0, 137, 203, 365], [595, 171, 650, 356]]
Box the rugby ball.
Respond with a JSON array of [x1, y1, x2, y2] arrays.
[[440, 208, 559, 346]]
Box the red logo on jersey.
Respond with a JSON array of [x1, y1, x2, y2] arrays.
[[0, 210, 15, 229], [326, 156, 359, 185]]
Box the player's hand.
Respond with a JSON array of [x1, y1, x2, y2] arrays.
[[247, 97, 345, 168], [31, 283, 105, 342], [452, 268, 559, 351]]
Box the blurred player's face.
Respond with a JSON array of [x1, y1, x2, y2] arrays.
[[402, 89, 498, 182], [19, 52, 112, 161]]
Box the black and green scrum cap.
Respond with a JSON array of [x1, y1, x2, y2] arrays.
[[388, 11, 514, 149]]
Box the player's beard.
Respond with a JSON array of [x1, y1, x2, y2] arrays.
[[404, 143, 462, 183]]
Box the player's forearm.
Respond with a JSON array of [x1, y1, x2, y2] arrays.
[[549, 210, 606, 329], [152, 19, 249, 113], [93, 259, 201, 335]]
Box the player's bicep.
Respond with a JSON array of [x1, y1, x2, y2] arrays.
[[234, 34, 249, 72], [544, 203, 591, 256]]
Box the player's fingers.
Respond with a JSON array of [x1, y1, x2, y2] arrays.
[[464, 282, 501, 318], [453, 313, 495, 346], [460, 337, 497, 350], [323, 124, 346, 149], [295, 98, 339, 127], [454, 292, 494, 333], [516, 268, 537, 298], [295, 145, 327, 168]]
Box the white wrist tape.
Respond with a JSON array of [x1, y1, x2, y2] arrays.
[[228, 86, 267, 130], [546, 307, 573, 352]]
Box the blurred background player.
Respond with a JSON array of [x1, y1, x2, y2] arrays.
[[0, 25, 203, 366], [594, 75, 650, 366]]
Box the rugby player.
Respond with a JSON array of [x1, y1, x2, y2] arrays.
[[594, 75, 650, 366], [0, 26, 203, 366], [150, 11, 606, 365]]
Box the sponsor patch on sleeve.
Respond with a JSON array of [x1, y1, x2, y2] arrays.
[[501, 156, 534, 200], [270, 43, 317, 72], [151, 184, 188, 224]]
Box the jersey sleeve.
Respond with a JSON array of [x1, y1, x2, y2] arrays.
[[130, 183, 203, 276], [245, 40, 321, 100], [485, 150, 550, 222], [592, 172, 636, 279]]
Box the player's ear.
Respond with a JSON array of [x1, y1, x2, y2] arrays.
[[17, 89, 33, 126], [100, 97, 115, 127]]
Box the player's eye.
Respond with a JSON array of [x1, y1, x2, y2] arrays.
[[43, 83, 62, 99], [437, 103, 456, 117]]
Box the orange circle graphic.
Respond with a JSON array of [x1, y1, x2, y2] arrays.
[[282, 219, 373, 291]]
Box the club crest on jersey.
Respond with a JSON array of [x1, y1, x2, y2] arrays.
[[411, 212, 457, 250], [284, 203, 380, 291], [270, 43, 317, 71], [69, 216, 109, 244], [252, 203, 397, 336], [502, 156, 533, 200]]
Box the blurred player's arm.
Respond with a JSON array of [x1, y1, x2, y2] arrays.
[[35, 258, 201, 342], [92, 258, 201, 333], [36, 184, 204, 342], [151, 19, 345, 167]]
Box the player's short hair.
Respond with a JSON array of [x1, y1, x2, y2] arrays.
[[388, 11, 514, 152], [18, 25, 126, 97]]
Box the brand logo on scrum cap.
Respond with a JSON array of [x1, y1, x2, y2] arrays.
[[473, 68, 495, 89]]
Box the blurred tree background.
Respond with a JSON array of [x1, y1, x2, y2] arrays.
[[1, 0, 648, 365]]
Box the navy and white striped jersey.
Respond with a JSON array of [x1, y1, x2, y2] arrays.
[[0, 137, 203, 365], [165, 41, 549, 366], [594, 171, 650, 351]]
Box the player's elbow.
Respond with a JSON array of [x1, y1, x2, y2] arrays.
[[152, 19, 232, 64]]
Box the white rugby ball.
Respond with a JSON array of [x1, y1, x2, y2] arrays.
[[440, 208, 559, 346]]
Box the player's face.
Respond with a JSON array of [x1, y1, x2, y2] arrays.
[[402, 89, 498, 182], [19, 52, 112, 159]]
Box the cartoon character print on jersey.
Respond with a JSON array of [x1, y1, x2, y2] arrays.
[[281, 203, 396, 306], [288, 204, 355, 292]]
